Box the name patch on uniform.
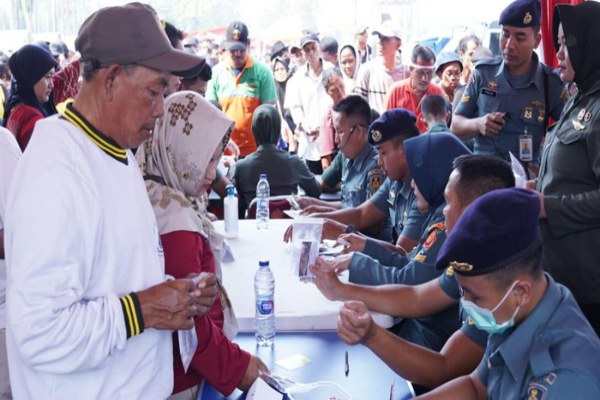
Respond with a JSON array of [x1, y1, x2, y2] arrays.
[[481, 89, 497, 97]]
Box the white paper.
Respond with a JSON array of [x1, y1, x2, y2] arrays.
[[246, 377, 284, 400], [221, 240, 235, 262], [283, 209, 301, 219], [509, 151, 528, 188], [177, 328, 198, 373]]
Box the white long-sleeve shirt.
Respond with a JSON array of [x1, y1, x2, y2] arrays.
[[0, 127, 21, 330], [5, 115, 172, 399]]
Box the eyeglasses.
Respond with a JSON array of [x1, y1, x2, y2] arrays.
[[443, 72, 461, 79]]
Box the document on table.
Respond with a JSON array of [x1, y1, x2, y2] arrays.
[[246, 378, 283, 400]]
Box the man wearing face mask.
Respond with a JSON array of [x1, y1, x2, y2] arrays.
[[419, 188, 600, 399]]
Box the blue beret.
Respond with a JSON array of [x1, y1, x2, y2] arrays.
[[404, 133, 470, 210], [368, 108, 417, 145], [435, 188, 540, 276], [500, 0, 541, 28]]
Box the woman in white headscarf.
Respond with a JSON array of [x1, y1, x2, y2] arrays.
[[137, 91, 266, 399]]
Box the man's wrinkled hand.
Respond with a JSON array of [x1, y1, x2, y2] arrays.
[[137, 279, 198, 330]]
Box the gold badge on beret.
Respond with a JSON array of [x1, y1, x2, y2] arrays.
[[523, 12, 532, 25], [371, 129, 383, 143], [232, 29, 241, 40], [450, 261, 474, 272]]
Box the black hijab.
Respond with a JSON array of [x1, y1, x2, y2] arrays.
[[251, 104, 281, 146], [553, 2, 600, 92], [3, 44, 58, 126]]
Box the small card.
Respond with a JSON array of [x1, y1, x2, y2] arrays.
[[246, 377, 283, 400], [276, 354, 312, 370]]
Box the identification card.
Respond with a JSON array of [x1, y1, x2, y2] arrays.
[[519, 134, 533, 162]]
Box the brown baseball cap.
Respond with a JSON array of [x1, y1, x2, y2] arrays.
[[75, 3, 205, 77]]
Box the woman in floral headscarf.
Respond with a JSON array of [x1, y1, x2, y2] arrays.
[[137, 91, 267, 398]]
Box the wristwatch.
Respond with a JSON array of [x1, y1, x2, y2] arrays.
[[345, 225, 358, 234]]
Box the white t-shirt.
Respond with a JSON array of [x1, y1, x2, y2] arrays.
[[285, 61, 334, 161], [0, 127, 21, 330], [4, 116, 172, 399]]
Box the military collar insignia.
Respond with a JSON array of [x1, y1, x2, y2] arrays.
[[449, 261, 473, 272], [572, 119, 585, 131], [523, 12, 532, 25], [371, 129, 383, 143]]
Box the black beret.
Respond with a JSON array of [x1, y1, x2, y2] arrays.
[[500, 0, 541, 28], [435, 188, 540, 276], [368, 108, 417, 145]]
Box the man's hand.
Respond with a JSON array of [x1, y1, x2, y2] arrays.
[[310, 257, 345, 301], [284, 218, 348, 243], [321, 218, 348, 241], [296, 196, 316, 209], [329, 252, 353, 273], [306, 128, 320, 143], [337, 301, 375, 345], [237, 355, 269, 392], [300, 205, 337, 215], [137, 279, 199, 330], [136, 273, 218, 330], [477, 112, 505, 137], [339, 233, 366, 254]]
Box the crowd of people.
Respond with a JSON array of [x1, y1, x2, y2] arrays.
[[0, 0, 599, 398]]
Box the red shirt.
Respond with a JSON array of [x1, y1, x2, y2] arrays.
[[7, 105, 43, 151], [385, 78, 444, 133], [161, 231, 251, 396]]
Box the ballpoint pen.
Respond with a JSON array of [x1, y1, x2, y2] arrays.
[[345, 350, 349, 376]]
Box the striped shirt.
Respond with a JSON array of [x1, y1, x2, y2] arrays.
[[354, 57, 409, 114]]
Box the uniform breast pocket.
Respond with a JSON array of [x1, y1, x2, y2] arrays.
[[481, 96, 500, 114], [557, 129, 585, 146]]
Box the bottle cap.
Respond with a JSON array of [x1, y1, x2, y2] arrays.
[[227, 185, 235, 196], [259, 260, 269, 267], [260, 173, 267, 180]]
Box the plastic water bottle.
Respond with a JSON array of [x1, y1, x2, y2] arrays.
[[256, 173, 270, 230], [255, 260, 275, 346], [224, 185, 238, 238]]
